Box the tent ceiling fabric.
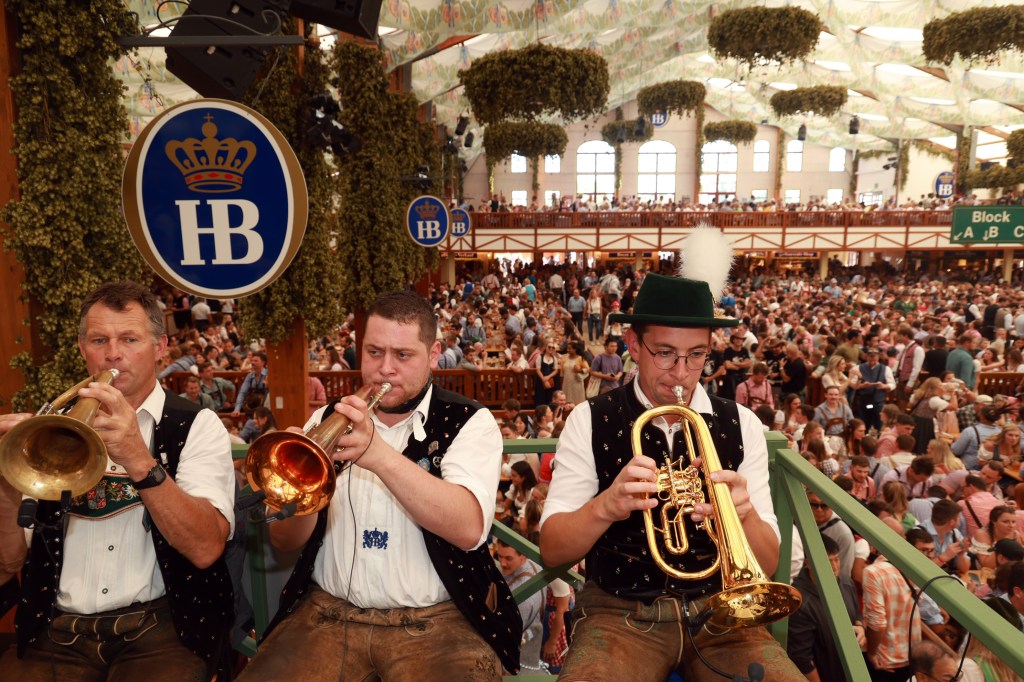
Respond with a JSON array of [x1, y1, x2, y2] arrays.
[[121, 1, 1024, 157]]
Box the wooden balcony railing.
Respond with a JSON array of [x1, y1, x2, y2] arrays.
[[467, 209, 953, 231]]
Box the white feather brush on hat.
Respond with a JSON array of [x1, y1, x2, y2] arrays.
[[677, 225, 734, 304]]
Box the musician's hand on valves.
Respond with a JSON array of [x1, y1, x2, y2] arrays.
[[687, 457, 754, 524], [596, 453, 659, 523], [78, 381, 152, 478], [329, 393, 380, 470]]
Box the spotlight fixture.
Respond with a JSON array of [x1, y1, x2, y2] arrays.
[[454, 115, 469, 136], [797, 124, 807, 141], [760, 118, 769, 125], [634, 116, 646, 137], [307, 92, 359, 157], [849, 116, 860, 135], [464, 132, 475, 148]]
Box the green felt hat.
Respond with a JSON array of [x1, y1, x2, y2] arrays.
[[608, 273, 738, 328]]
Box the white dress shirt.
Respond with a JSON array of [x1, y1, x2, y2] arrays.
[[56, 383, 235, 614], [311, 386, 502, 608]]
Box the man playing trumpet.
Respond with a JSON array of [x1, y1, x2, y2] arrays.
[[0, 280, 236, 679], [238, 291, 519, 680], [540, 230, 803, 680]]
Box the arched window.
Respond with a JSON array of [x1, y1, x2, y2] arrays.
[[829, 147, 847, 172], [699, 140, 737, 205], [576, 140, 616, 203], [786, 140, 803, 172], [753, 140, 770, 173], [637, 140, 676, 203]]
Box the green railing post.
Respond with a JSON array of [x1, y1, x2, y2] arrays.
[[766, 431, 793, 647], [775, 446, 1024, 678]]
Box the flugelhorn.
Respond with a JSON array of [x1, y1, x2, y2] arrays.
[[639, 386, 801, 630], [244, 382, 392, 518], [0, 369, 119, 500]]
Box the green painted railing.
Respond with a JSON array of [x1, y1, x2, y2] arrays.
[[766, 431, 1024, 680]]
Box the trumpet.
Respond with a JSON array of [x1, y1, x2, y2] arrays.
[[639, 386, 801, 631], [0, 369, 119, 500], [244, 382, 392, 519]]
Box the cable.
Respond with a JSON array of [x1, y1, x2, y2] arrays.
[[340, 455, 359, 680], [905, 572, 968, 680]]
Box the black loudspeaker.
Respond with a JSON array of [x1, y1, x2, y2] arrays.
[[165, 0, 283, 100], [290, 0, 383, 39], [849, 116, 860, 135], [979, 161, 998, 171], [797, 124, 807, 141]]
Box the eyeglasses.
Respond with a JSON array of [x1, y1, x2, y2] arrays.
[[638, 336, 709, 371], [808, 502, 829, 510]]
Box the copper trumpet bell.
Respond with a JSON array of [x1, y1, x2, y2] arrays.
[[638, 386, 802, 630], [245, 383, 392, 517], [0, 369, 119, 500]]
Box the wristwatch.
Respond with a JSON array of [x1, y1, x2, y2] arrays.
[[131, 463, 168, 490]]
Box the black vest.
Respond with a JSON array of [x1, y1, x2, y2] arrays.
[[857, 362, 886, 405], [265, 388, 522, 673], [587, 386, 743, 601], [16, 391, 233, 669]]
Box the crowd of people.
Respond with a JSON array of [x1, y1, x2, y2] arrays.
[[27, 241, 1024, 680], [468, 188, 1024, 214]]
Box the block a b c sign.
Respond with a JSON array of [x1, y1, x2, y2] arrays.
[[122, 99, 308, 298]]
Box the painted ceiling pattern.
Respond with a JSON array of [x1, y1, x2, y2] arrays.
[[122, 0, 1024, 157]]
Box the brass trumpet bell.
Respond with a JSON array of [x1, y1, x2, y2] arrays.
[[245, 382, 391, 517], [0, 369, 118, 500]]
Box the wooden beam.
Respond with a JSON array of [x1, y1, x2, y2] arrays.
[[0, 0, 30, 413]]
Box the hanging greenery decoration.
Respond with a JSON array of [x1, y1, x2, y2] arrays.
[[704, 120, 758, 146], [237, 22, 345, 344], [912, 140, 956, 164], [2, 0, 146, 410], [775, 131, 786, 200], [956, 130, 972, 195], [965, 165, 1024, 190], [769, 86, 847, 118], [923, 6, 1024, 65], [1008, 129, 1024, 161], [459, 44, 609, 126], [707, 7, 822, 68], [695, 105, 706, 194], [636, 80, 705, 119], [850, 150, 859, 199], [601, 120, 653, 146], [484, 121, 568, 162], [329, 42, 440, 311]]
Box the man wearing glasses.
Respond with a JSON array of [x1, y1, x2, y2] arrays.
[[540, 272, 802, 680]]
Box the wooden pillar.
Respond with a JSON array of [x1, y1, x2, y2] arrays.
[[0, 0, 30, 412], [1003, 248, 1014, 284], [265, 318, 310, 428], [819, 253, 829, 280]]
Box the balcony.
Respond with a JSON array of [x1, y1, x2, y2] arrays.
[[443, 210, 976, 253]]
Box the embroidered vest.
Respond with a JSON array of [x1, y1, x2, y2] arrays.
[[16, 391, 233, 669], [586, 386, 744, 601], [265, 388, 523, 673]]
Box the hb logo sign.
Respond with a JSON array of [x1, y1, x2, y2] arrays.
[[122, 99, 308, 298], [406, 196, 450, 247]]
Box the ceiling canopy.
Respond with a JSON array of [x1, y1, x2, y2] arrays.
[[122, 1, 1024, 159]]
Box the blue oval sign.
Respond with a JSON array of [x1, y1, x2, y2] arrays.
[[122, 99, 307, 298], [650, 111, 669, 127], [935, 170, 955, 199], [450, 207, 471, 237], [406, 195, 450, 247]]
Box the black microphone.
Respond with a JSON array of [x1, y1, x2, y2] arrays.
[[17, 498, 38, 529], [748, 662, 765, 682]]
